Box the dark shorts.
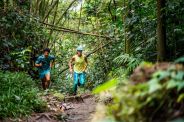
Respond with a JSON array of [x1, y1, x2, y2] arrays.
[[39, 69, 50, 79]]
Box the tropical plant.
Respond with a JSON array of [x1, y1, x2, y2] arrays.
[[0, 71, 46, 118], [94, 62, 184, 122]]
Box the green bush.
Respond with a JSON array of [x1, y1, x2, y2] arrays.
[[0, 71, 46, 118], [107, 64, 184, 122], [94, 63, 184, 122]]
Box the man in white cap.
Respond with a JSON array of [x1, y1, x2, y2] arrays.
[[69, 46, 88, 95]]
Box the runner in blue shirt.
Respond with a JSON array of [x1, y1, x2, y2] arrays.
[[35, 48, 55, 90]]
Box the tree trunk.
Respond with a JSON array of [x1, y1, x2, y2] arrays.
[[78, 0, 83, 31], [157, 0, 166, 61], [123, 0, 131, 54]]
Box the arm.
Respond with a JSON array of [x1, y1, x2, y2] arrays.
[[50, 56, 55, 68], [35, 63, 42, 67], [35, 57, 42, 67], [69, 56, 75, 73], [50, 60, 55, 68], [84, 56, 88, 71]]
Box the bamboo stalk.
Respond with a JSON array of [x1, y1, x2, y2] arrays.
[[55, 0, 78, 25], [42, 0, 58, 22]]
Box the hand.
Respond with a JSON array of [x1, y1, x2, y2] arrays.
[[39, 63, 42, 67], [50, 64, 53, 68], [69, 68, 73, 73]]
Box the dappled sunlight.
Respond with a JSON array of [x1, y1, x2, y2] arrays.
[[0, 0, 184, 122]]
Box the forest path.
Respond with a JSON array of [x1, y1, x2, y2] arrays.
[[27, 94, 97, 122], [64, 95, 96, 122], [1, 92, 97, 122]]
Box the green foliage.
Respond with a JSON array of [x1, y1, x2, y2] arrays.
[[10, 47, 32, 69], [105, 64, 184, 122], [170, 118, 184, 122], [0, 0, 184, 121], [93, 79, 117, 94], [0, 71, 46, 118], [0, 7, 49, 71], [175, 56, 184, 63], [114, 53, 143, 74], [51, 68, 74, 95]]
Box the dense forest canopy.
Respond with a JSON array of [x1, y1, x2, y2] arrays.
[[0, 0, 184, 121]]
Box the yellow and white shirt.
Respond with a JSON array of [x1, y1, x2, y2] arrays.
[[74, 55, 87, 73]]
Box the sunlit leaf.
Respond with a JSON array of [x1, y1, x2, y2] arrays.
[[175, 71, 184, 80], [93, 79, 117, 94], [177, 93, 184, 103], [148, 79, 162, 93], [166, 79, 177, 89], [176, 82, 184, 91], [175, 56, 184, 63]]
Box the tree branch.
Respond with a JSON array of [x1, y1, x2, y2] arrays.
[[41, 22, 111, 39]]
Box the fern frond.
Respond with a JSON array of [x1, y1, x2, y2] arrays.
[[114, 53, 143, 73]]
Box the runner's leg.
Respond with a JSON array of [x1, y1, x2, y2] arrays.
[[80, 72, 86, 87], [41, 77, 46, 90], [45, 73, 50, 89], [79, 72, 86, 93], [73, 72, 79, 95], [78, 73, 81, 86]]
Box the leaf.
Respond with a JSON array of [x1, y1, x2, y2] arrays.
[[14, 95, 21, 101], [153, 71, 170, 80], [93, 79, 117, 94], [175, 56, 184, 63], [174, 29, 182, 33], [169, 118, 184, 122], [148, 79, 162, 94], [176, 82, 184, 91], [166, 79, 177, 89], [177, 93, 184, 103], [127, 107, 135, 115], [175, 71, 184, 80]]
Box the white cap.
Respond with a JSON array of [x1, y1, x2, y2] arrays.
[[77, 45, 83, 51]]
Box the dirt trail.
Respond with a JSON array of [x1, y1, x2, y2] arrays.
[[1, 94, 96, 122], [29, 94, 96, 122], [65, 95, 96, 122]]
